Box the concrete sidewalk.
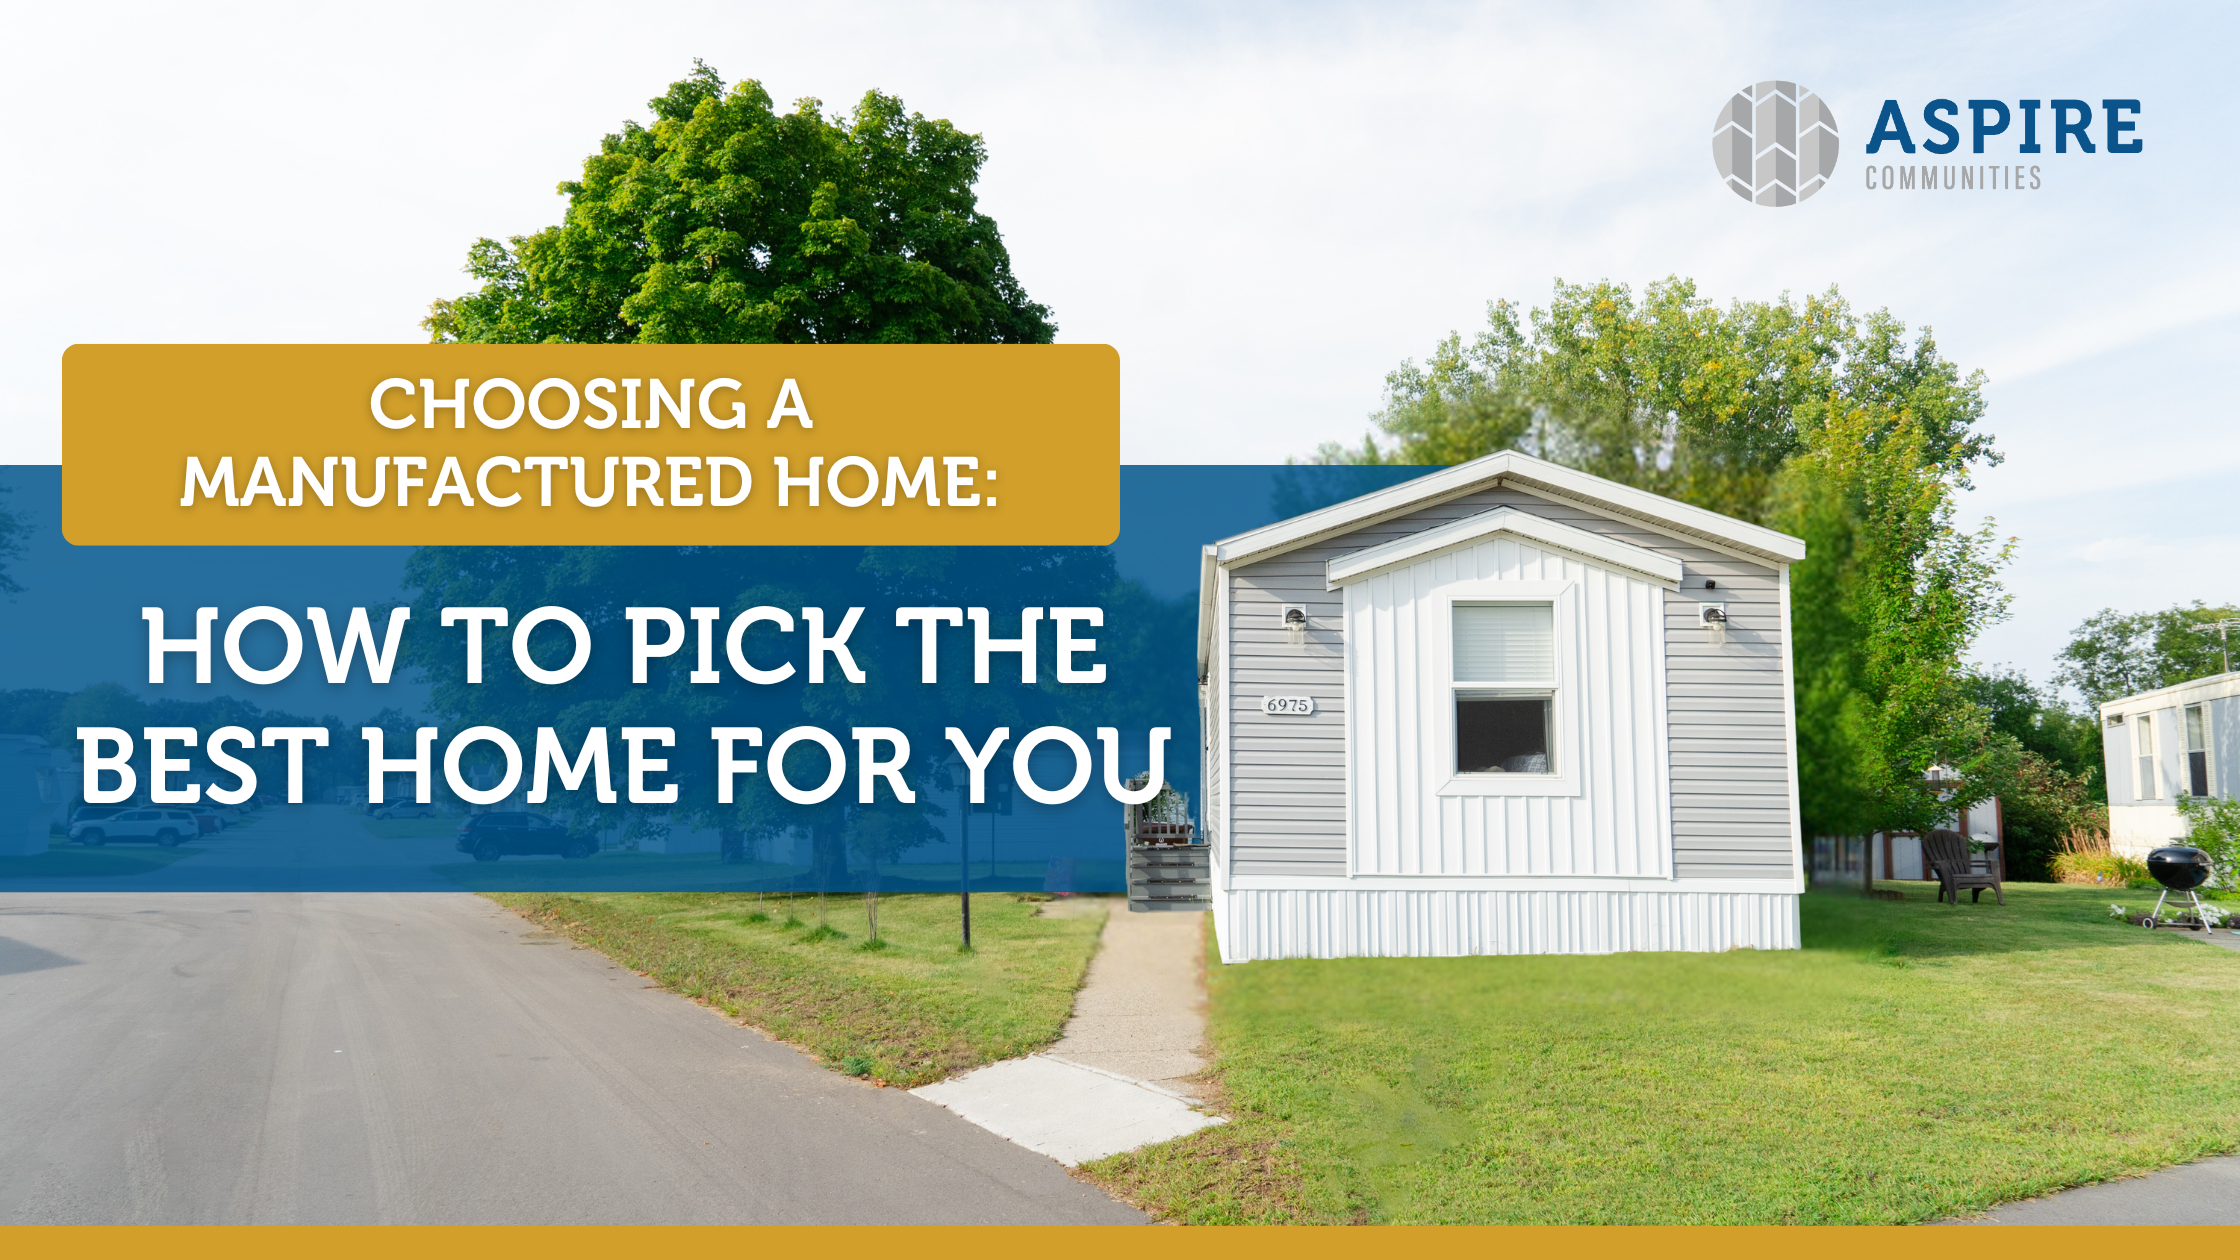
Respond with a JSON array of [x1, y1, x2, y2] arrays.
[[1046, 904, 1211, 1098], [911, 904, 1221, 1165], [1958, 1156, 2240, 1224]]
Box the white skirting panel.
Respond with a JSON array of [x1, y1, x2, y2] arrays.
[[1216, 888, 1798, 962]]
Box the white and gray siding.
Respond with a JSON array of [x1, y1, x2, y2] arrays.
[[1223, 483, 1795, 883]]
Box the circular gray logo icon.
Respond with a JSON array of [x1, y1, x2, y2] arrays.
[[1713, 82, 1838, 206]]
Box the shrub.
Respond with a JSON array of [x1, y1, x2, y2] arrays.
[[2177, 795, 2240, 890], [1993, 752, 2108, 882], [2051, 825, 2148, 886]]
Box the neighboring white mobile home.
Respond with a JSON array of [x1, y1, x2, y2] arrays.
[[2100, 673, 2240, 858], [1197, 450, 1807, 962]]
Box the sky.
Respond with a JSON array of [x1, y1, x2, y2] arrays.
[[3, 0, 2232, 697]]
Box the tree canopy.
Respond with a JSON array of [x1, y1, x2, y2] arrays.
[[1310, 277, 1994, 525], [426, 62, 1054, 347], [412, 64, 1118, 886], [1321, 277, 2022, 841], [2055, 601, 2240, 707], [1774, 402, 2014, 838]]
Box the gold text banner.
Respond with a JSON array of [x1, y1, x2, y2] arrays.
[[63, 344, 1119, 546]]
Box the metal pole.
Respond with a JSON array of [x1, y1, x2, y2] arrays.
[[959, 783, 972, 950], [2204, 618, 2240, 675]]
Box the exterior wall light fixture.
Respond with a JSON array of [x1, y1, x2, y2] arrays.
[[1699, 602, 1728, 645]]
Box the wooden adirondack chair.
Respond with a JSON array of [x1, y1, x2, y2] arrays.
[[1922, 829, 2003, 905]]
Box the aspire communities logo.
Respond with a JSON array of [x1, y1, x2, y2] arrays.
[[1712, 81, 1840, 206]]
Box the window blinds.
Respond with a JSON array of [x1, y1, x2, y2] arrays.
[[1452, 602, 1554, 683]]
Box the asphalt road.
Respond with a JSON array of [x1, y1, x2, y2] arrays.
[[0, 892, 1145, 1224]]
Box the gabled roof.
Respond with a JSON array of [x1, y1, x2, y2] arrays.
[[1324, 506, 1686, 589], [1210, 449, 1807, 569]]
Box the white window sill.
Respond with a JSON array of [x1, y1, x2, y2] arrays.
[[1436, 773, 1583, 799]]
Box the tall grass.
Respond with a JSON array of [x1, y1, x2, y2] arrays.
[[2050, 823, 2145, 886]]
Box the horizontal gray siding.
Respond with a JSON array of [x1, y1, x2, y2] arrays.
[[1225, 480, 1795, 881]]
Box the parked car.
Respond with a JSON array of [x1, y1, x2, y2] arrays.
[[69, 804, 131, 828], [455, 812, 595, 861], [71, 807, 203, 847], [188, 808, 225, 835], [370, 801, 438, 821]]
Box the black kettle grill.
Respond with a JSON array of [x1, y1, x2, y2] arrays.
[[2142, 845, 2217, 932]]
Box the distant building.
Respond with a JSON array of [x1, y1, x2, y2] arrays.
[[1808, 768, 2003, 887], [2099, 673, 2236, 858]]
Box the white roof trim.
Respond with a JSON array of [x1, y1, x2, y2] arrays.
[[1325, 506, 1684, 589], [2098, 671, 2240, 716], [1196, 545, 1219, 680], [1214, 449, 1806, 568]]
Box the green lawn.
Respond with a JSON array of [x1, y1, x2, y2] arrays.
[[487, 890, 1109, 1086], [0, 838, 207, 877], [1089, 882, 2240, 1224], [437, 853, 807, 891]]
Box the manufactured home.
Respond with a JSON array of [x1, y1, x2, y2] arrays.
[[2099, 672, 2240, 858], [0, 735, 66, 857], [1196, 450, 1807, 962]]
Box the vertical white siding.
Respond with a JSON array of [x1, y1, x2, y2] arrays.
[[1343, 539, 1671, 878]]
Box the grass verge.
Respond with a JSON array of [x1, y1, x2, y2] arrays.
[[485, 890, 1108, 1087], [1086, 882, 2240, 1224], [0, 838, 206, 877], [439, 854, 804, 891]]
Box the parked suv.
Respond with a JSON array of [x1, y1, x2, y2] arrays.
[[455, 812, 594, 862], [72, 808, 203, 847]]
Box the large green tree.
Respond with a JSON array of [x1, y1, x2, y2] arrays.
[[2055, 601, 2240, 707], [1310, 277, 1993, 526], [1775, 404, 2016, 839], [426, 62, 1053, 346], [415, 64, 1093, 888]]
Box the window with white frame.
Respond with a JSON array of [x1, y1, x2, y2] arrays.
[[1451, 601, 1555, 774], [2186, 704, 2212, 798], [2136, 713, 2159, 800]]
